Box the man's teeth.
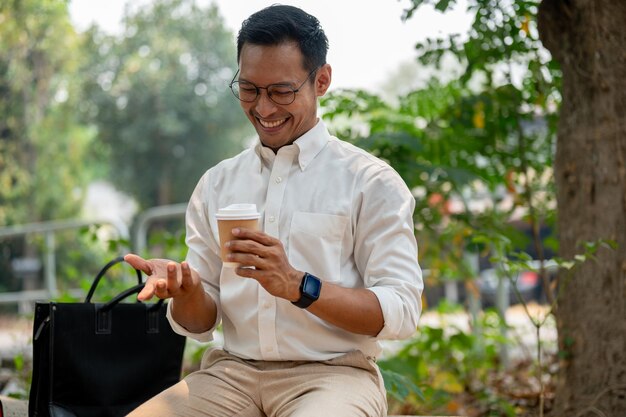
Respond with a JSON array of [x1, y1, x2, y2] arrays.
[[259, 118, 286, 128]]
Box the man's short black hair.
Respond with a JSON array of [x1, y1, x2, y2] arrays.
[[236, 5, 329, 72]]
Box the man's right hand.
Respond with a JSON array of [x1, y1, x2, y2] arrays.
[[125, 254, 217, 334], [124, 254, 200, 302]]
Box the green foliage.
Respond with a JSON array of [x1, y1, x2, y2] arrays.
[[380, 309, 513, 415], [381, 368, 425, 402], [322, 0, 564, 413], [0, 0, 109, 300], [147, 225, 188, 260], [0, 0, 97, 225], [323, 0, 560, 283], [59, 220, 189, 301], [37, 225, 134, 302], [80, 0, 253, 208], [488, 237, 617, 323], [5, 351, 30, 399]]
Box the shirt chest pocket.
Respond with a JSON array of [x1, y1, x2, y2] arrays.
[[288, 212, 348, 282]]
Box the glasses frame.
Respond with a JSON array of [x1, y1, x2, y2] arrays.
[[228, 67, 319, 105]]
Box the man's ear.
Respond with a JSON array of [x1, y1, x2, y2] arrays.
[[315, 64, 332, 97]]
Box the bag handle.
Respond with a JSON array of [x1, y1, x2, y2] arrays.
[[95, 283, 165, 334], [98, 283, 163, 312], [85, 256, 143, 303]]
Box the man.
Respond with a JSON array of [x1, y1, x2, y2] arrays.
[[126, 5, 422, 417]]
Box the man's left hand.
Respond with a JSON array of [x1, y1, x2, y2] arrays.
[[226, 227, 303, 302]]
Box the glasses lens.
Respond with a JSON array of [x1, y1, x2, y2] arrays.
[[229, 81, 297, 105], [231, 81, 257, 102], [267, 85, 296, 105]]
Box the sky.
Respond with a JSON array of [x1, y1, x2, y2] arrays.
[[68, 0, 471, 92]]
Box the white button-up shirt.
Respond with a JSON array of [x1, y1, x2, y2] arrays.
[[167, 120, 423, 361]]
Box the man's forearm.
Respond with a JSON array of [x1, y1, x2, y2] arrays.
[[306, 282, 384, 337], [170, 290, 218, 334]]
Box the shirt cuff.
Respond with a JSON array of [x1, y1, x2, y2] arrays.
[[165, 299, 216, 343], [367, 286, 421, 340]]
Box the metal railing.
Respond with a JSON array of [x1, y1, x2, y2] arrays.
[[0, 218, 129, 307], [133, 203, 187, 255], [0, 204, 189, 308]]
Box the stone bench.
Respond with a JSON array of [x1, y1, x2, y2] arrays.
[[0, 395, 462, 417], [0, 395, 27, 417]]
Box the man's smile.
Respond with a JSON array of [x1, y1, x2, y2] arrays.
[[258, 117, 288, 129]]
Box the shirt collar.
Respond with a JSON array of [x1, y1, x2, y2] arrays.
[[254, 119, 330, 171], [254, 141, 276, 172], [294, 119, 330, 171]]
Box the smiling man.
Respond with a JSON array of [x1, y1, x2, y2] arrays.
[[232, 42, 323, 151], [125, 5, 423, 417]]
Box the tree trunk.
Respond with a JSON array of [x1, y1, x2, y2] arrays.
[[538, 1, 626, 415]]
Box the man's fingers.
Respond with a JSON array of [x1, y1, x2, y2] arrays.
[[181, 261, 194, 289], [166, 262, 180, 291], [154, 279, 170, 299], [232, 227, 277, 246], [126, 256, 189, 300], [124, 253, 153, 275], [137, 281, 156, 301]]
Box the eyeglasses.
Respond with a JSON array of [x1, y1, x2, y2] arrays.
[[228, 67, 319, 105]]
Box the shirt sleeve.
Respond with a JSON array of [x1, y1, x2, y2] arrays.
[[354, 165, 423, 340], [165, 171, 223, 342]]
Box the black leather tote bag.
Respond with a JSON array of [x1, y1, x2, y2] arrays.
[[29, 256, 186, 417]]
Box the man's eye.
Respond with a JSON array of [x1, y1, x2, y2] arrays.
[[269, 86, 293, 95], [239, 85, 257, 93]]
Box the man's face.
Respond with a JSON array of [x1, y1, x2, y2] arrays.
[[237, 42, 331, 151]]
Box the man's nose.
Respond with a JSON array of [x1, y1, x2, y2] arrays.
[[254, 89, 277, 116]]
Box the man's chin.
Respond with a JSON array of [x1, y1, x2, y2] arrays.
[[259, 136, 289, 151], [256, 128, 291, 149]]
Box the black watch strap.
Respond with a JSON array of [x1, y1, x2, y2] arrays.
[[291, 272, 322, 309]]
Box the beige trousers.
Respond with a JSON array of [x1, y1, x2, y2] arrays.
[[127, 348, 387, 417]]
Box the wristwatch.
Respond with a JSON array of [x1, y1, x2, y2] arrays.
[[291, 272, 322, 309]]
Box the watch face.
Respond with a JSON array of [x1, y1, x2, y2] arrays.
[[303, 274, 322, 298]]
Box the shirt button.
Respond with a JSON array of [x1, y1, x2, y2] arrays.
[[269, 216, 276, 223], [263, 302, 271, 309], [265, 346, 273, 352], [275, 176, 282, 183]]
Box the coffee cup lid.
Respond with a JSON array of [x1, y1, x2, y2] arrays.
[[215, 204, 260, 220]]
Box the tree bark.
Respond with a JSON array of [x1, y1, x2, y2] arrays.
[[538, 1, 626, 415]]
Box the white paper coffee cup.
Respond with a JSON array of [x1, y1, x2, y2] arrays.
[[216, 204, 260, 267]]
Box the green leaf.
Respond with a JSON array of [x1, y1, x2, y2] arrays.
[[14, 353, 24, 372], [380, 368, 425, 401], [435, 0, 454, 12]]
